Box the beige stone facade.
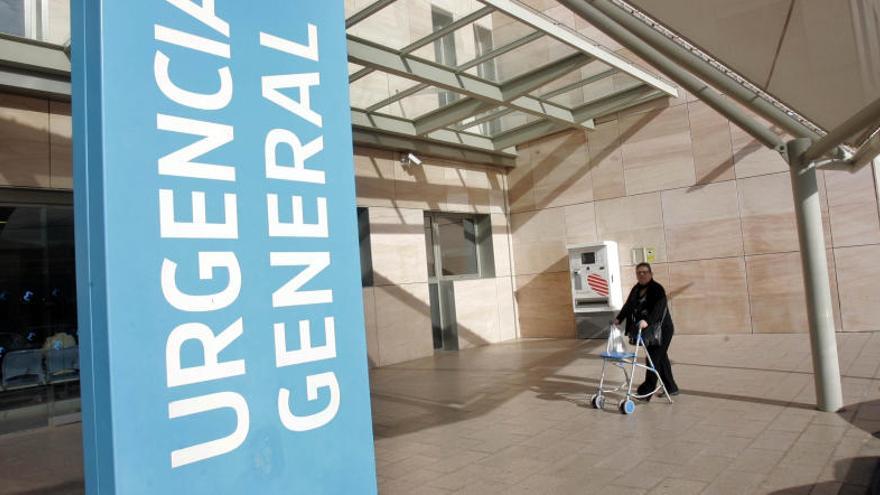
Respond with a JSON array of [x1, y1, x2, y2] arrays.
[[1, 1, 879, 370], [355, 147, 517, 366], [509, 94, 880, 338]]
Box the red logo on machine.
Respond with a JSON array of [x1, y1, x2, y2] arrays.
[[587, 273, 609, 297]]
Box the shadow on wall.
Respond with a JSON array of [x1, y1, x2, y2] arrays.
[[0, 96, 71, 189], [527, 105, 668, 212]]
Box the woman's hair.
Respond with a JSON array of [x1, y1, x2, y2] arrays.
[[636, 262, 652, 273]]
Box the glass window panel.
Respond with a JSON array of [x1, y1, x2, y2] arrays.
[[490, 24, 577, 84], [472, 23, 497, 87], [358, 207, 373, 287], [348, 0, 487, 53], [0, 204, 80, 436], [424, 216, 436, 279], [0, 0, 67, 44], [0, 0, 26, 38], [372, 85, 465, 120], [541, 70, 643, 109], [436, 215, 477, 277], [432, 6, 459, 107], [459, 110, 537, 137], [45, 0, 69, 45]]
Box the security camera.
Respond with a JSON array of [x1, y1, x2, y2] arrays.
[[402, 152, 422, 166]]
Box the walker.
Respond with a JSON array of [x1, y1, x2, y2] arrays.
[[589, 323, 673, 415]]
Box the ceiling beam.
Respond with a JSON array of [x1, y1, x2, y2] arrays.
[[455, 107, 515, 132], [351, 109, 504, 155], [457, 31, 544, 73], [400, 6, 495, 55], [363, 31, 545, 114], [850, 129, 880, 169], [492, 84, 663, 149], [411, 52, 594, 134], [804, 95, 880, 161], [348, 37, 593, 133], [476, 0, 678, 97], [346, 0, 398, 29]]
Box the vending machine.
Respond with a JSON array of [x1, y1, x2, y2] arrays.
[[568, 242, 622, 338]]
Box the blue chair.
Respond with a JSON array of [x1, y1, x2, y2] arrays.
[[1, 349, 46, 389], [46, 346, 79, 383]]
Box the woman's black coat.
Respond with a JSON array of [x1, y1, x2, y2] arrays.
[[615, 279, 674, 344]]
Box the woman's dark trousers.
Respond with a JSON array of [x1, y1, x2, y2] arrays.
[[637, 328, 678, 395]]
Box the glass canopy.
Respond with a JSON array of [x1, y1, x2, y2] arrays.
[[345, 0, 677, 165]]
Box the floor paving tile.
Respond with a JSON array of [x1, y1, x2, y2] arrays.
[[3, 334, 880, 494]]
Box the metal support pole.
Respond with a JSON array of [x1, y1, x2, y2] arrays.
[[804, 96, 880, 162], [786, 138, 843, 412]]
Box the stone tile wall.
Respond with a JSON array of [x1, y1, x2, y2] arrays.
[[354, 146, 517, 366]]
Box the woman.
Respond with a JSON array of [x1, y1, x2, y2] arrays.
[[613, 262, 679, 400]]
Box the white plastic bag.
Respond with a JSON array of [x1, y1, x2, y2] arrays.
[[606, 323, 627, 355]]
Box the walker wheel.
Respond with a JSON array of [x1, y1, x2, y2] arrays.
[[618, 399, 635, 415], [590, 394, 605, 409]]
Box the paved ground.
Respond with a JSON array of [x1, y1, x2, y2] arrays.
[[2, 333, 880, 494]]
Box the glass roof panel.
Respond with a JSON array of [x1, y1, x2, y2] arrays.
[[371, 85, 468, 120], [348, 0, 489, 52], [491, 31, 578, 84], [349, 69, 425, 110], [458, 110, 541, 138]]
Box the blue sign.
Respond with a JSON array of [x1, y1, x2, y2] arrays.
[[72, 1, 377, 493]]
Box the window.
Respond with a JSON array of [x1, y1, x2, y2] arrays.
[[473, 25, 501, 136], [0, 0, 27, 38], [424, 212, 494, 280], [0, 0, 68, 45], [0, 202, 80, 435], [358, 207, 373, 287], [431, 6, 459, 107]]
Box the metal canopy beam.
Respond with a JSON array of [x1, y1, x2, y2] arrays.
[[348, 37, 593, 132], [349, 67, 374, 83], [492, 84, 660, 149], [401, 6, 494, 55], [456, 107, 514, 131], [0, 36, 71, 98], [500, 52, 592, 101], [851, 130, 880, 169], [366, 83, 428, 113], [346, 0, 398, 28], [0, 66, 70, 98], [0, 35, 70, 76], [804, 96, 880, 162], [413, 52, 593, 134], [537, 67, 616, 101], [365, 31, 545, 114], [476, 0, 678, 97], [351, 109, 505, 155], [348, 36, 504, 99], [352, 129, 516, 168], [458, 30, 544, 72], [582, 0, 822, 145], [559, 0, 784, 151]]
